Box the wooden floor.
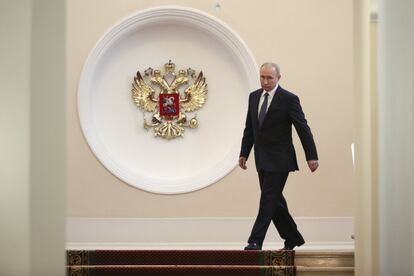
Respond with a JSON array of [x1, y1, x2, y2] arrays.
[[296, 251, 354, 275]]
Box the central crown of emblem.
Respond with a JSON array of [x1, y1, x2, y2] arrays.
[[132, 61, 208, 139]]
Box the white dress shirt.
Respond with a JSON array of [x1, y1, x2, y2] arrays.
[[257, 84, 278, 117]]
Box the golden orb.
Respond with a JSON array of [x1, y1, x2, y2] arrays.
[[189, 118, 198, 128]]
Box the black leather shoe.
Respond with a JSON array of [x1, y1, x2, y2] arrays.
[[281, 244, 295, 250], [281, 240, 305, 251], [244, 243, 262, 250]]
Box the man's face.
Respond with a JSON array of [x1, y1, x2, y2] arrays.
[[260, 65, 279, 91]]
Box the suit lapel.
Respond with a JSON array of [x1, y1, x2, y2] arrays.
[[252, 86, 283, 128], [268, 85, 282, 110], [260, 85, 283, 127]]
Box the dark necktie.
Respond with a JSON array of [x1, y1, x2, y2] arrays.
[[258, 92, 269, 127]]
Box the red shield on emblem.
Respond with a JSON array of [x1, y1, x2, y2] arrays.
[[159, 93, 180, 117]]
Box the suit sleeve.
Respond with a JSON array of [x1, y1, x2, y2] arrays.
[[288, 95, 318, 161], [240, 95, 254, 159]]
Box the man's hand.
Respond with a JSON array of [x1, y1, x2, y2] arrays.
[[239, 157, 247, 170], [307, 160, 319, 172]]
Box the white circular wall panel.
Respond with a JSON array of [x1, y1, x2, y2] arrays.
[[78, 6, 259, 194]]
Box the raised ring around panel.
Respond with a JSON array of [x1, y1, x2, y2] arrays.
[[78, 6, 259, 194]]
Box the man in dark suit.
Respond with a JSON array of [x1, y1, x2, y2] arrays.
[[239, 62, 319, 251]]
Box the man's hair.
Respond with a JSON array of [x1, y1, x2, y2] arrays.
[[260, 62, 281, 77]]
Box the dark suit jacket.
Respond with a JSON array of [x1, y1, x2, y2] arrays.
[[240, 85, 318, 172]]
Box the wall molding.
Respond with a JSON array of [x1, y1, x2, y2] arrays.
[[77, 6, 259, 194], [67, 217, 354, 251]]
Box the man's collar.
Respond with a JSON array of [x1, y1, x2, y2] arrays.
[[262, 83, 279, 97]]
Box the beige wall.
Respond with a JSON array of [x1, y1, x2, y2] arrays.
[[1, 1, 31, 273], [67, 0, 354, 218], [2, 1, 66, 274]]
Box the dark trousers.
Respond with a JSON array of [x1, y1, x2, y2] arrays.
[[247, 170, 304, 247]]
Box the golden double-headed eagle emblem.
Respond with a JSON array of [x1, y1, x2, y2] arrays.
[[132, 61, 208, 140]]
